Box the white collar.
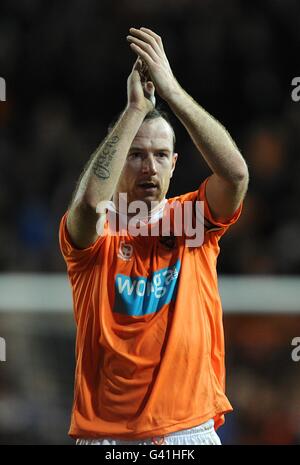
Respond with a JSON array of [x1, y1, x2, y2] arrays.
[[108, 197, 168, 226]]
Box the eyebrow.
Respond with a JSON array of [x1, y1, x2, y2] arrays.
[[129, 147, 171, 153]]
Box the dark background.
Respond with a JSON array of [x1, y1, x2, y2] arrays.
[[1, 0, 300, 274], [0, 0, 300, 445]]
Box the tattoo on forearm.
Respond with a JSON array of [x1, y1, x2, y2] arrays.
[[92, 135, 120, 180]]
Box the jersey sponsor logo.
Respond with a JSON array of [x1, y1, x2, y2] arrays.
[[114, 260, 181, 316], [117, 241, 133, 261]]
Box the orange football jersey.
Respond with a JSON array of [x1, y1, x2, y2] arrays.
[[59, 176, 242, 439]]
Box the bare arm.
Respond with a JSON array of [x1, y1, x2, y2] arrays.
[[67, 58, 155, 249], [127, 27, 249, 221], [165, 87, 249, 221]]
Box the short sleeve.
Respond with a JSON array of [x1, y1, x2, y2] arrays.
[[59, 211, 107, 271], [198, 176, 243, 238]]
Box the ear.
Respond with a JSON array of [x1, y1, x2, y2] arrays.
[[170, 152, 178, 178]]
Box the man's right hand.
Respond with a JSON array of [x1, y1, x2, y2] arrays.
[[127, 57, 155, 114]]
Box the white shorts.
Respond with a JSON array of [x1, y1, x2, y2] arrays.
[[76, 419, 221, 445]]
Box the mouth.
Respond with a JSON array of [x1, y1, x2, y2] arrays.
[[137, 181, 158, 193]]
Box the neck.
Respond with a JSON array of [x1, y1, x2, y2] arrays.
[[112, 193, 166, 220]]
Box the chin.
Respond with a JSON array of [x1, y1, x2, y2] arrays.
[[134, 190, 160, 202], [140, 195, 158, 206]]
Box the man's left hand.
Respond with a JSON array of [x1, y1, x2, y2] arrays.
[[127, 27, 179, 102]]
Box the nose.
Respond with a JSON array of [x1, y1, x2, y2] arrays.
[[141, 154, 157, 175]]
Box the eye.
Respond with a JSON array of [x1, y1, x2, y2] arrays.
[[156, 152, 168, 158], [129, 152, 142, 159]]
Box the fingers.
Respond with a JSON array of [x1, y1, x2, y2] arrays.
[[131, 57, 148, 86], [143, 80, 155, 97], [130, 57, 149, 88], [140, 61, 150, 83], [129, 42, 155, 68], [144, 81, 156, 107], [127, 27, 164, 59], [130, 27, 164, 52], [127, 27, 163, 103], [127, 36, 158, 63], [132, 56, 142, 72], [139, 27, 164, 49]]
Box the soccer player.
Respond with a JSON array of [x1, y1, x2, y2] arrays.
[[59, 27, 249, 445]]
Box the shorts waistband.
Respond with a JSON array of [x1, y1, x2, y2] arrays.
[[151, 419, 215, 444], [164, 419, 214, 437], [76, 419, 215, 445]]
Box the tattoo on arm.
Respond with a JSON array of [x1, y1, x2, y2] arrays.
[[92, 135, 120, 180]]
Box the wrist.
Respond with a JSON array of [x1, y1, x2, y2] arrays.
[[163, 79, 183, 104], [126, 103, 150, 118]]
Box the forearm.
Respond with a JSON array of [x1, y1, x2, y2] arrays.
[[72, 106, 147, 209], [166, 83, 248, 182]]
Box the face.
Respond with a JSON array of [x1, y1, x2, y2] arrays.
[[114, 117, 178, 209]]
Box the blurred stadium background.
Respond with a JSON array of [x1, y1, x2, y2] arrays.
[[1, 0, 300, 444]]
